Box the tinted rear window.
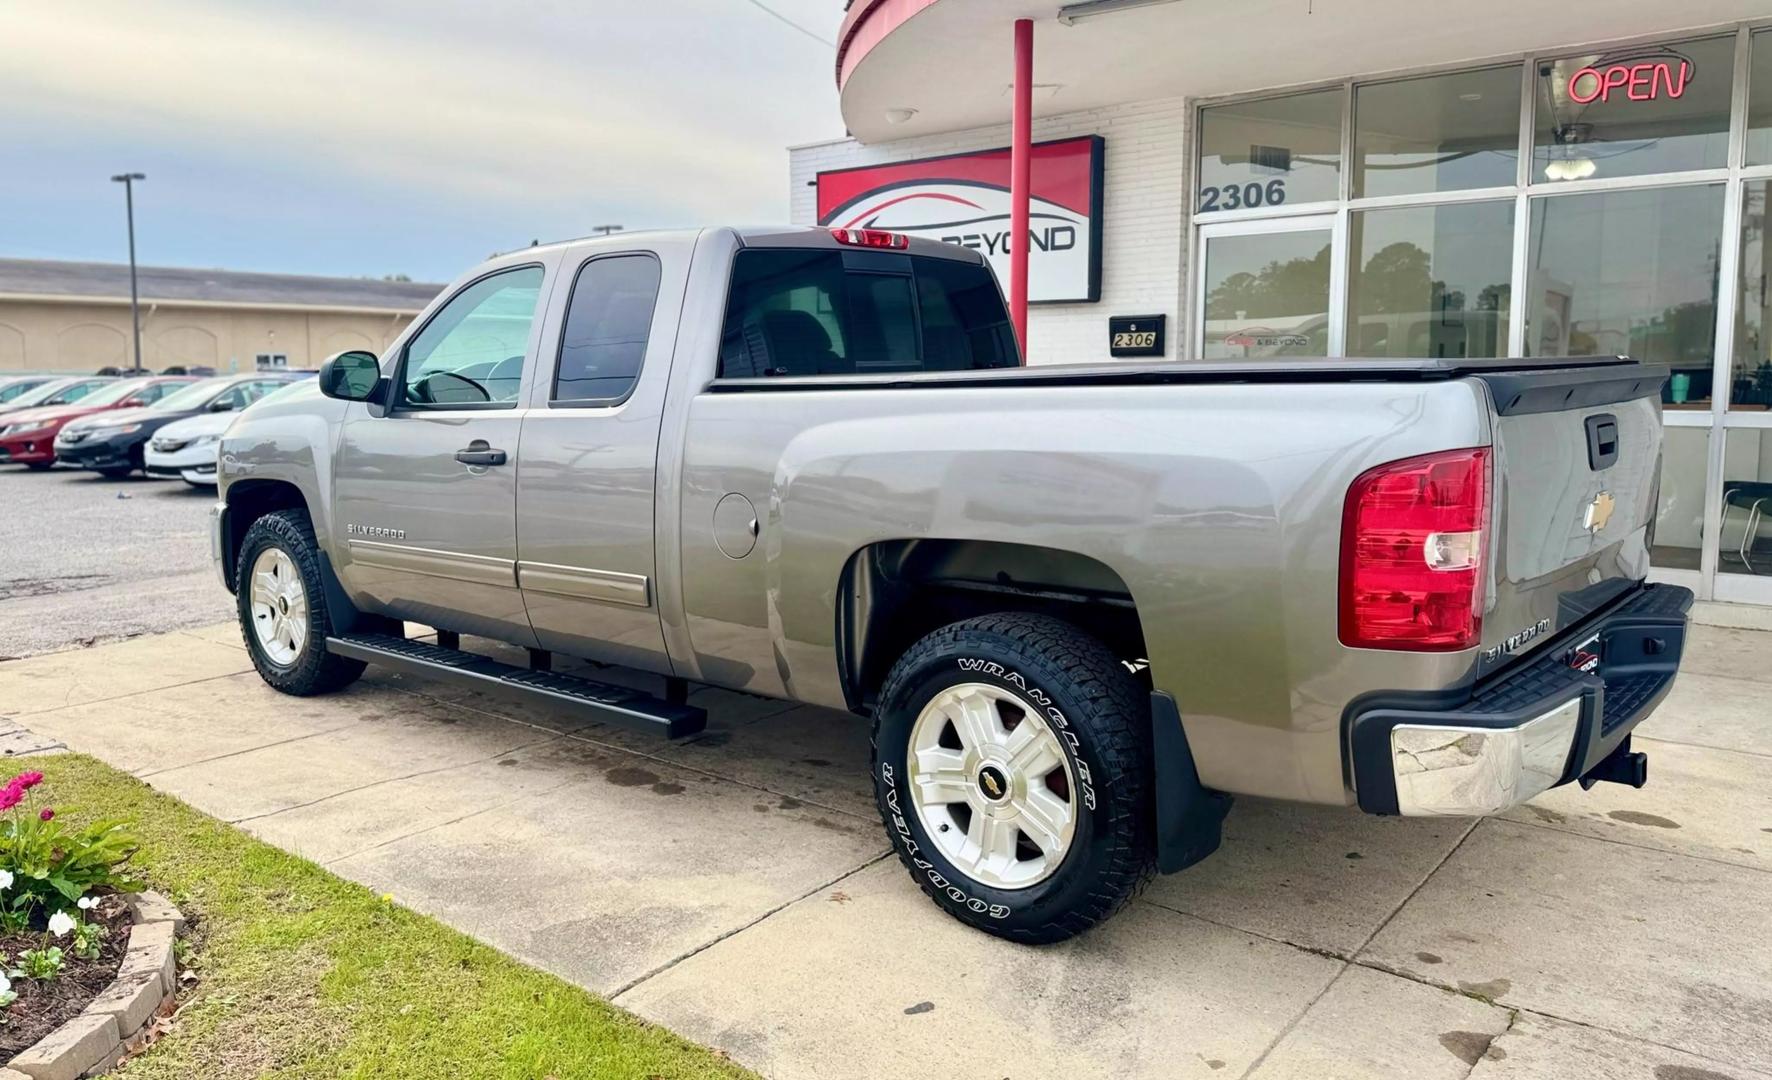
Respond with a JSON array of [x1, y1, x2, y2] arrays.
[[718, 249, 1017, 378]]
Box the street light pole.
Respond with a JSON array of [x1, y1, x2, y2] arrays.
[[110, 173, 146, 372], [590, 224, 623, 236]]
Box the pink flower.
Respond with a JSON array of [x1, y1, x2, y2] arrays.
[[38, 808, 53, 822], [12, 773, 43, 791], [0, 787, 21, 812]]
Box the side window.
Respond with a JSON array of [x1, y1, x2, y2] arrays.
[[553, 254, 662, 404], [717, 249, 1017, 378], [400, 266, 544, 407]]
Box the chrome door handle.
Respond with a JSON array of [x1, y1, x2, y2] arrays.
[[455, 440, 507, 466]]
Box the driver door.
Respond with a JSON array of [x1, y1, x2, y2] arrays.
[[332, 260, 555, 644]]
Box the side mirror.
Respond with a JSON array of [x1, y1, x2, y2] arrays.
[[319, 351, 383, 402], [207, 397, 236, 412]]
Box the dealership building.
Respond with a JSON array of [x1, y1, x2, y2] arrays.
[[0, 258, 440, 375], [790, 0, 1772, 605]]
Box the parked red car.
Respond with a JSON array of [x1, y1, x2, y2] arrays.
[[0, 376, 197, 469]]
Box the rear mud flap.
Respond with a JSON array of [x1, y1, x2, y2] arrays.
[[1150, 691, 1232, 874]]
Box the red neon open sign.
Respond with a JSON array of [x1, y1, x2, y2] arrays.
[[1567, 60, 1692, 104]]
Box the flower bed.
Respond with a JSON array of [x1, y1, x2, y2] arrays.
[[0, 898, 131, 1057], [0, 769, 146, 1073]]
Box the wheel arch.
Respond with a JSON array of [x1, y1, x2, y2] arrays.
[[219, 479, 311, 594], [836, 538, 1149, 714]]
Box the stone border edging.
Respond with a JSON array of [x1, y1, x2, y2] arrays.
[[2, 892, 184, 1080]]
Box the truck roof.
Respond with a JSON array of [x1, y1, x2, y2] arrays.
[[503, 225, 983, 264]]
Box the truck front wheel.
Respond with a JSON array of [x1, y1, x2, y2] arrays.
[[872, 613, 1155, 943], [235, 509, 366, 696]]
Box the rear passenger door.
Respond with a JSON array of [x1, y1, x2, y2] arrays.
[[516, 241, 688, 672]]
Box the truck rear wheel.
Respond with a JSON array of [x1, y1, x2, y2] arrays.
[[872, 613, 1154, 943], [236, 509, 366, 696]]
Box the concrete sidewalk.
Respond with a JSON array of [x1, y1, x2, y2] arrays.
[[2, 620, 1768, 1080]]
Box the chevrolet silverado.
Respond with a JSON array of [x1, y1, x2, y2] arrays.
[[210, 226, 1689, 942]]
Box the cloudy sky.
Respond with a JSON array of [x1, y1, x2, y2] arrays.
[[2, 0, 845, 283]]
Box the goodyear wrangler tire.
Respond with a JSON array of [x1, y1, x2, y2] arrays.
[[873, 613, 1154, 943], [236, 509, 366, 696]]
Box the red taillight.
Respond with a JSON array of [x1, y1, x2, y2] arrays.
[[1339, 447, 1491, 651], [829, 227, 909, 249]]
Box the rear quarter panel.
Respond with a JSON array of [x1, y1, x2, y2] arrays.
[[677, 377, 1494, 804]]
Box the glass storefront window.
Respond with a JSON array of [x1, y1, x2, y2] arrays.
[[1748, 31, 1772, 166], [1525, 185, 1723, 407], [1534, 36, 1734, 183], [1348, 201, 1514, 359], [1353, 67, 1521, 198], [1188, 25, 1772, 603], [1720, 429, 1772, 577], [1199, 228, 1331, 359], [1655, 427, 1709, 572], [1197, 89, 1341, 212], [1735, 181, 1772, 411]]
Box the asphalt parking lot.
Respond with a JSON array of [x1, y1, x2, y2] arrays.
[[0, 466, 230, 658]]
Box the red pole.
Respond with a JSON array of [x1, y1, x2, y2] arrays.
[[1009, 17, 1033, 361]]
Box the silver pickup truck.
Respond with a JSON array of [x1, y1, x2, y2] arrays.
[[212, 225, 1690, 942]]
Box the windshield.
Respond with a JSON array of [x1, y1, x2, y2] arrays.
[[78, 380, 158, 408], [250, 380, 309, 408], [5, 379, 79, 409], [0, 379, 50, 403], [150, 377, 235, 413]]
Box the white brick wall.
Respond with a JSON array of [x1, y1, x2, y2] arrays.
[[788, 97, 1191, 367]]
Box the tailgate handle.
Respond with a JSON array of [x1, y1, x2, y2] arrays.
[[1585, 414, 1619, 471]]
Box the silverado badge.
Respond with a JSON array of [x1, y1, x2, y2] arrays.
[[1583, 491, 1615, 534]]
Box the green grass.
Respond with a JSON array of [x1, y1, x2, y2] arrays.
[[27, 755, 753, 1080]]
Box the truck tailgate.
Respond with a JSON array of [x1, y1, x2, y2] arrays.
[[1474, 362, 1669, 677]]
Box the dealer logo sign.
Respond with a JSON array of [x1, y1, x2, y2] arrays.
[[816, 136, 1104, 304]]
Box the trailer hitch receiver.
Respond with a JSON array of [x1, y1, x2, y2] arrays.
[[1579, 735, 1648, 791]]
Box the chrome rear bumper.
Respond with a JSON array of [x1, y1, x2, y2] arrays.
[[1348, 583, 1692, 817], [1389, 698, 1581, 816]]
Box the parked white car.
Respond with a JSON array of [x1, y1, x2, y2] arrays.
[[143, 378, 311, 485], [142, 410, 228, 484]]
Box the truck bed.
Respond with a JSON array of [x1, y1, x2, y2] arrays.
[[708, 354, 1667, 404]]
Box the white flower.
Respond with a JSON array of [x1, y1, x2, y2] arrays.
[[76, 896, 95, 911], [0, 974, 11, 994], [0, 870, 12, 891], [46, 911, 75, 938]]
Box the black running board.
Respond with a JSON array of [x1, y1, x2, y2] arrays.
[[325, 632, 706, 738]]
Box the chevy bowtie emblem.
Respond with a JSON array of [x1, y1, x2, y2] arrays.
[[1583, 491, 1615, 534], [976, 765, 1008, 801]]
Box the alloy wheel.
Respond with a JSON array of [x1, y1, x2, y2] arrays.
[[906, 682, 1077, 889], [248, 547, 308, 666]]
